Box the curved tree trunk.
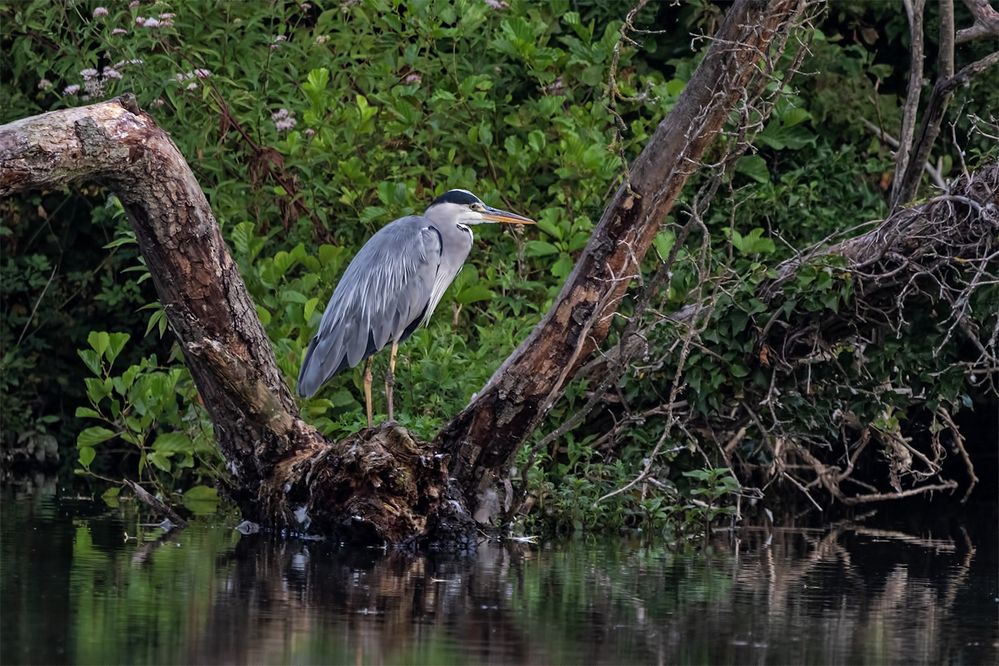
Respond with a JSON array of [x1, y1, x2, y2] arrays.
[[0, 97, 312, 501], [1, 0, 809, 547], [0, 97, 453, 545]]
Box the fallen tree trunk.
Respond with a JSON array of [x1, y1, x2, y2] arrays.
[[0, 0, 811, 547]]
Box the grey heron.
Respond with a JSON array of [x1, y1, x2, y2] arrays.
[[297, 189, 534, 425]]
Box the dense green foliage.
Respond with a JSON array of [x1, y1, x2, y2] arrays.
[[2, 1, 995, 530]]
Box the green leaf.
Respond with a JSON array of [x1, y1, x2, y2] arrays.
[[525, 240, 560, 257], [735, 155, 769, 184], [85, 377, 110, 404], [304, 297, 319, 322], [153, 432, 192, 453], [552, 253, 574, 279], [456, 285, 494, 305], [77, 426, 116, 448], [654, 231, 676, 259], [106, 332, 130, 365], [78, 446, 96, 468], [782, 107, 811, 127], [78, 349, 102, 376], [88, 331, 110, 358], [147, 451, 172, 472], [103, 235, 136, 249], [75, 406, 101, 419], [183, 485, 218, 502], [329, 388, 356, 407]]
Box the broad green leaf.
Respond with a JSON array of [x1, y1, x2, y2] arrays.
[[525, 240, 560, 257], [147, 451, 172, 472], [183, 485, 218, 501], [153, 432, 192, 453], [735, 155, 769, 184], [107, 332, 130, 364], [654, 231, 676, 259], [77, 349, 102, 376], [304, 297, 319, 321], [78, 446, 96, 468], [77, 426, 116, 448], [456, 285, 494, 305], [88, 331, 110, 358]]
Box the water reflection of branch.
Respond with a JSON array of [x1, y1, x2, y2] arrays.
[[129, 527, 178, 566], [729, 522, 980, 663]]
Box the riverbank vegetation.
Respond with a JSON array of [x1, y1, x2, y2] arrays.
[[2, 0, 996, 541]]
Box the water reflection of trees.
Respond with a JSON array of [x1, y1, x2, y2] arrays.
[[170, 524, 993, 665], [11, 487, 986, 665]]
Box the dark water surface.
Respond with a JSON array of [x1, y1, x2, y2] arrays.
[[2, 484, 996, 665]]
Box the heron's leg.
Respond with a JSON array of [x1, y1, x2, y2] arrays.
[[385, 341, 399, 421], [363, 357, 374, 428]]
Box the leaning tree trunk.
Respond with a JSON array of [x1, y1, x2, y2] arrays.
[[1, 0, 808, 547], [437, 0, 808, 511]]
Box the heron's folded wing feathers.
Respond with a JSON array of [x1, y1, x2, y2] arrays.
[[296, 218, 442, 397]]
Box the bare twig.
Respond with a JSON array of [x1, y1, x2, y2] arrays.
[[125, 479, 187, 527], [859, 116, 946, 190], [840, 481, 959, 504], [937, 407, 979, 502]]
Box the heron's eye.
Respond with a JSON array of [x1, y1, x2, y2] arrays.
[[471, 203, 485, 212]]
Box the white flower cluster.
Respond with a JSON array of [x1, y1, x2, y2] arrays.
[[271, 108, 297, 132], [60, 60, 142, 99]]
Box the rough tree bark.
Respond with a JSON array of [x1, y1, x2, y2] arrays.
[[1, 0, 808, 547], [437, 0, 808, 510]]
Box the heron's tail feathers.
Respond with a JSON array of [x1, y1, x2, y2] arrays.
[[296, 335, 329, 398], [296, 327, 381, 398]]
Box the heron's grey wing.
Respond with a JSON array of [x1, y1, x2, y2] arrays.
[[296, 218, 442, 398]]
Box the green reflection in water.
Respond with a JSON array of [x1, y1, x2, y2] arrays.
[[1, 484, 996, 665]]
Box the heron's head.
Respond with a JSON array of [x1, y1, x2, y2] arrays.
[[426, 189, 535, 226]]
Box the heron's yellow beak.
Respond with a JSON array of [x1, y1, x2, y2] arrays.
[[481, 205, 535, 225]]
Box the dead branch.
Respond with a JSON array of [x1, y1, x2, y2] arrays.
[[893, 0, 927, 204], [956, 0, 999, 43], [0, 97, 455, 546], [859, 116, 946, 190], [125, 479, 187, 527], [893, 0, 999, 206]]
